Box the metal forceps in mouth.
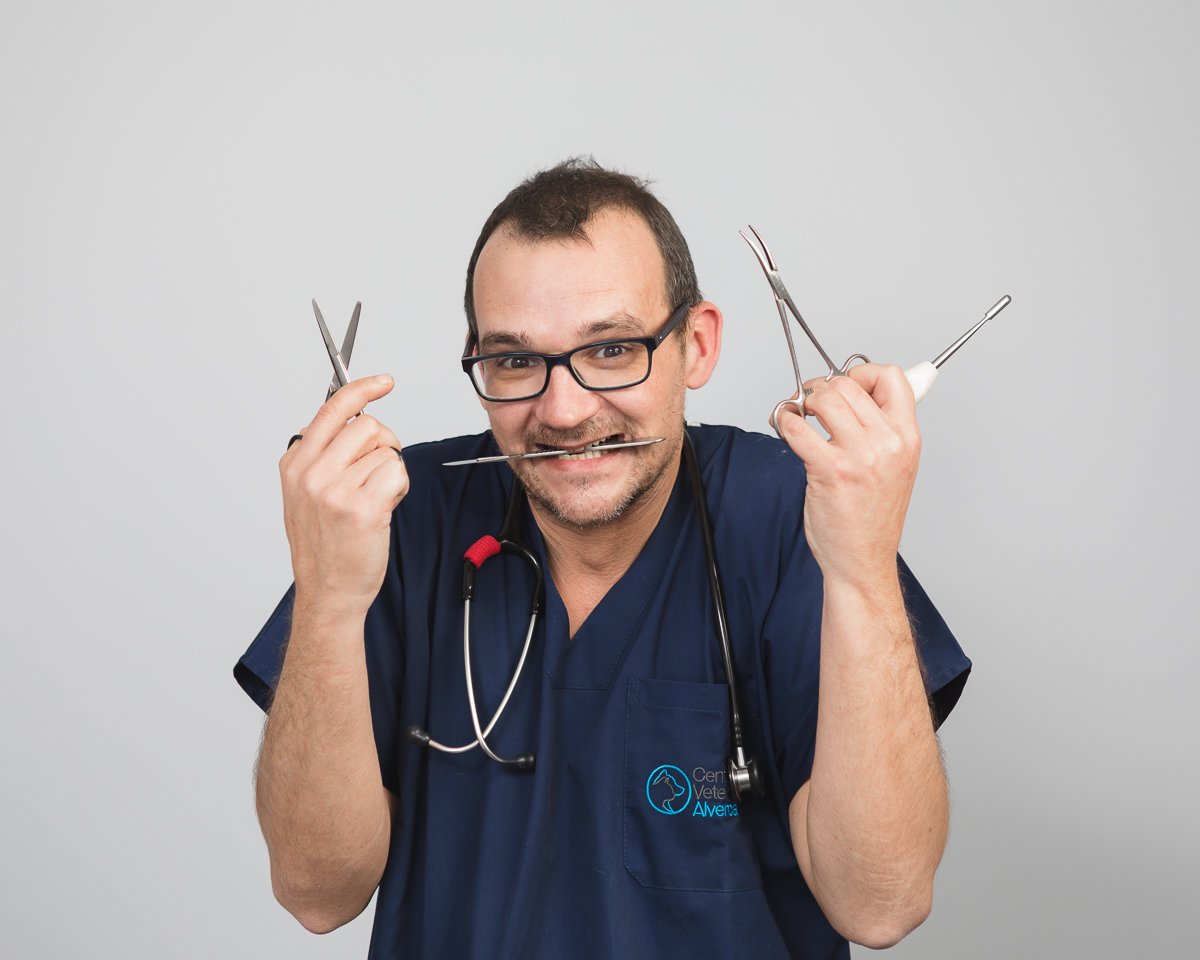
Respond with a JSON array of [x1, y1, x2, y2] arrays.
[[739, 225, 1011, 439], [442, 437, 664, 467]]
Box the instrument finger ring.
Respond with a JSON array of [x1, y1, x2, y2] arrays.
[[769, 398, 807, 441]]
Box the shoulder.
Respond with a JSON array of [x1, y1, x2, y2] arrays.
[[690, 423, 808, 521], [393, 432, 510, 536]]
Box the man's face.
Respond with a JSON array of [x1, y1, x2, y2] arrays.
[[470, 208, 689, 529]]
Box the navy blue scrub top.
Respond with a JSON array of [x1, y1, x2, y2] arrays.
[[235, 424, 971, 959]]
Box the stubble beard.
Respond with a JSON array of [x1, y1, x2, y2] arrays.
[[519, 445, 677, 530], [510, 366, 688, 530]]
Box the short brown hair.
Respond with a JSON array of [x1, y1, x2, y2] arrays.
[[463, 157, 701, 337]]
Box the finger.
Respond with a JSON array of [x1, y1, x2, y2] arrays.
[[364, 446, 409, 505], [322, 414, 396, 472], [293, 374, 395, 461], [825, 373, 890, 433], [341, 441, 401, 490], [801, 378, 864, 443], [352, 444, 410, 506], [845, 364, 916, 423], [776, 402, 834, 468]]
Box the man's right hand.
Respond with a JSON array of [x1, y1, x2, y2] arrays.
[[278, 373, 408, 621]]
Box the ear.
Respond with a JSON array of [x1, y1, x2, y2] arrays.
[[684, 301, 723, 389]]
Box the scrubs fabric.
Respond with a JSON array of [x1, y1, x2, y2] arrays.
[[235, 425, 970, 960]]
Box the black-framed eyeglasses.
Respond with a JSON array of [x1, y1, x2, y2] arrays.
[[461, 302, 692, 402]]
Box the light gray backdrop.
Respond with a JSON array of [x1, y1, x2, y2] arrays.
[[2, 1, 1196, 956]]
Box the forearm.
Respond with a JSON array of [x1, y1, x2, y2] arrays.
[[256, 593, 392, 933], [800, 570, 947, 946]]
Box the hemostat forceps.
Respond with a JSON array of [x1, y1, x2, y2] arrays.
[[739, 225, 1011, 439], [442, 437, 664, 467]]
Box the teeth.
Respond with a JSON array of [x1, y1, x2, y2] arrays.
[[553, 435, 621, 460]]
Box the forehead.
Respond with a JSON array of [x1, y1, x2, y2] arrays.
[[472, 207, 669, 345]]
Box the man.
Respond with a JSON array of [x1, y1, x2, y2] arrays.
[[235, 158, 970, 958]]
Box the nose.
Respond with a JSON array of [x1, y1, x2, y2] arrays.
[[534, 363, 603, 431]]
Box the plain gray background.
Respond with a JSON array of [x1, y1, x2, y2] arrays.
[[2, 0, 1196, 956]]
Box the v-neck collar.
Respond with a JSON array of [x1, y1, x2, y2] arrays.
[[520, 463, 692, 690]]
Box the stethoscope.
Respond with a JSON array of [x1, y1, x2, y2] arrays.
[[407, 428, 766, 803]]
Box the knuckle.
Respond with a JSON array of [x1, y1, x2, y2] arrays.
[[830, 459, 854, 484], [300, 472, 325, 502], [327, 487, 356, 518], [313, 399, 339, 422], [831, 376, 857, 398]]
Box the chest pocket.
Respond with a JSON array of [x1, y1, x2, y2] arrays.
[[623, 677, 762, 892]]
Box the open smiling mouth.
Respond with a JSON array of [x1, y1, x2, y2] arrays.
[[441, 436, 665, 467], [539, 433, 626, 460]]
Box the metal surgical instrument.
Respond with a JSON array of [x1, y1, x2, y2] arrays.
[[312, 299, 362, 398], [739, 225, 1011, 438], [442, 437, 664, 467]]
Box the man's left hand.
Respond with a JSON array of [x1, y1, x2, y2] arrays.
[[773, 363, 921, 589]]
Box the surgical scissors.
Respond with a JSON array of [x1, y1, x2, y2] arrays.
[[739, 225, 1011, 438], [312, 299, 362, 399]]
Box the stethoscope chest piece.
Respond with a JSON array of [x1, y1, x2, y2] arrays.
[[728, 749, 766, 802]]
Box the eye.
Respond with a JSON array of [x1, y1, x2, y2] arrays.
[[494, 355, 542, 372], [585, 342, 637, 363]]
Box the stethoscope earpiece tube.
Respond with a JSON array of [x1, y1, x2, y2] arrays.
[[463, 535, 502, 600], [682, 430, 766, 802], [410, 480, 541, 773]]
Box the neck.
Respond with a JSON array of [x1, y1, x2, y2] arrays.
[[530, 445, 682, 634]]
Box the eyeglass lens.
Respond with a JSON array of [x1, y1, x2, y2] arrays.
[[472, 340, 652, 400]]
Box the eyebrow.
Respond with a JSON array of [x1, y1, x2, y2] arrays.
[[478, 312, 648, 354]]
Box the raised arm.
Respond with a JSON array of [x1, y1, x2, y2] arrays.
[[776, 364, 948, 949], [256, 374, 407, 934]]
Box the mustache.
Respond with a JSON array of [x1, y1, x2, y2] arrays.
[[525, 422, 629, 448]]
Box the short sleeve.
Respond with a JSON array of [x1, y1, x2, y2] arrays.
[[897, 554, 972, 728], [764, 552, 971, 802], [232, 566, 407, 793], [233, 583, 296, 711]]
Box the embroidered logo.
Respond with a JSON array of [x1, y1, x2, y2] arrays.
[[645, 764, 741, 818], [645, 764, 692, 815]]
